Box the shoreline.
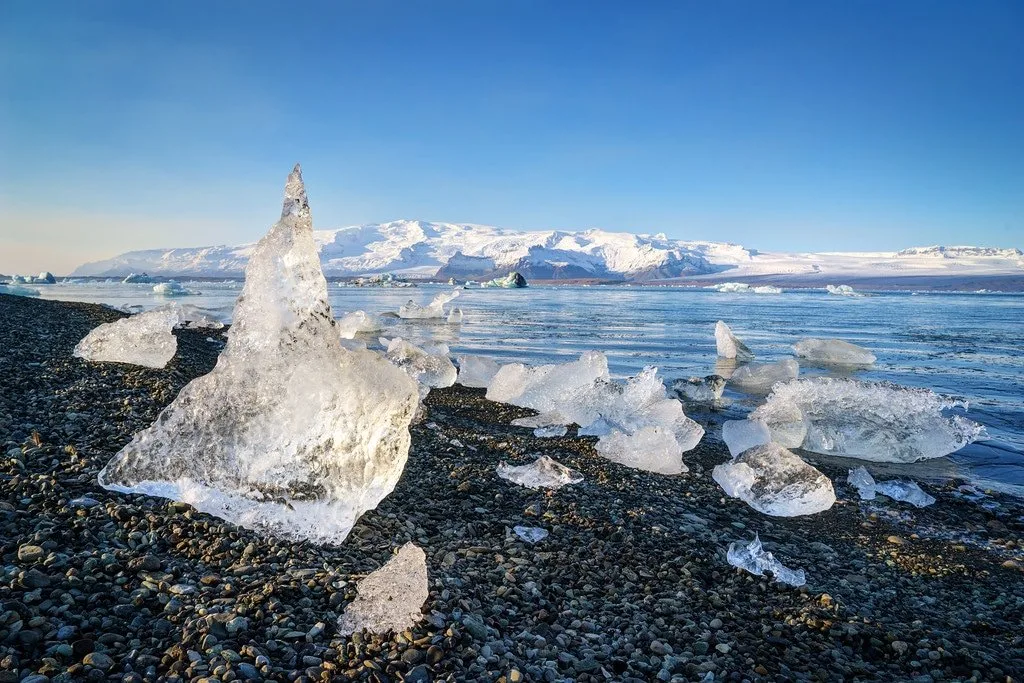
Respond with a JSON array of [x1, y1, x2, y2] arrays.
[[1, 292, 1022, 681]]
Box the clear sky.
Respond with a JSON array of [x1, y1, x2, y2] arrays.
[[1, 1, 1022, 274]]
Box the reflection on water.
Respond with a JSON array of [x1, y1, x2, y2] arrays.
[[35, 280, 1024, 495]]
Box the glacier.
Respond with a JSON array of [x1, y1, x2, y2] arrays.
[[752, 378, 985, 462], [337, 543, 428, 635], [97, 165, 420, 544], [74, 306, 180, 369], [712, 443, 836, 517]]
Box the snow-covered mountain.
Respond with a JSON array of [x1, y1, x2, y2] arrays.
[[71, 219, 1023, 285]]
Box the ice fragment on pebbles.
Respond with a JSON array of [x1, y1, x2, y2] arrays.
[[793, 338, 876, 365], [722, 419, 772, 457], [712, 443, 836, 516], [384, 338, 457, 388], [847, 466, 936, 507], [496, 456, 583, 490], [97, 165, 419, 544], [715, 321, 754, 360], [337, 543, 428, 635], [513, 526, 549, 543], [486, 351, 610, 417], [752, 378, 984, 462], [727, 534, 806, 587], [728, 359, 799, 395], [456, 355, 500, 388], [398, 290, 460, 319], [510, 411, 571, 429], [74, 306, 180, 369]]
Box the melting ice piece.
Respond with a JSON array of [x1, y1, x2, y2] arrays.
[[496, 456, 583, 490], [513, 526, 549, 543], [176, 304, 225, 330], [398, 290, 460, 319], [533, 424, 567, 438], [487, 351, 610, 419], [74, 306, 181, 369], [447, 307, 464, 324], [728, 359, 799, 394], [793, 338, 875, 365], [384, 338, 457, 388], [511, 411, 571, 429], [715, 321, 754, 360], [337, 543, 428, 635], [752, 378, 984, 462], [482, 271, 527, 288], [727, 534, 806, 587], [671, 375, 726, 403], [97, 165, 420, 544], [712, 443, 836, 516], [337, 311, 382, 338], [595, 426, 689, 474], [456, 355, 501, 388], [722, 419, 772, 457], [847, 466, 936, 507], [826, 284, 863, 297]]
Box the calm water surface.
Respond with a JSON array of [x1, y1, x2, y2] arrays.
[[36, 281, 1024, 495]]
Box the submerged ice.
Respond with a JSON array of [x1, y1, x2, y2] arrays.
[[97, 165, 420, 544], [727, 534, 806, 587], [74, 306, 180, 369], [715, 321, 754, 360], [847, 466, 936, 507], [752, 378, 984, 462], [337, 543, 428, 635], [712, 443, 836, 517]]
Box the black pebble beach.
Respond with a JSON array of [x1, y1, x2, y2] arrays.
[[1, 292, 1022, 682]]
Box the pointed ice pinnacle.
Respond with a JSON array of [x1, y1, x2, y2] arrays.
[[715, 321, 754, 361], [97, 165, 419, 544], [337, 543, 428, 635]]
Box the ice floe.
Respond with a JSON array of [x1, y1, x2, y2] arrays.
[[153, 281, 197, 297], [337, 543, 428, 635], [497, 455, 584, 490], [847, 466, 936, 507], [713, 443, 836, 516], [97, 165, 420, 544], [727, 534, 806, 587], [715, 321, 754, 360], [728, 359, 799, 394], [456, 355, 501, 388], [0, 283, 41, 297], [74, 306, 180, 369], [482, 271, 527, 288], [793, 338, 875, 365], [752, 378, 984, 462]]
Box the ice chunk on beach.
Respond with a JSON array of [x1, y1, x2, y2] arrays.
[[511, 411, 571, 429], [74, 306, 180, 369], [671, 375, 726, 403], [398, 290, 460, 319], [752, 378, 984, 462], [337, 311, 382, 338], [337, 543, 427, 635], [97, 165, 419, 544], [826, 284, 863, 297], [847, 466, 936, 507], [793, 338, 875, 365], [712, 443, 836, 516], [727, 534, 805, 587], [533, 424, 567, 438], [715, 321, 754, 360], [722, 419, 772, 457], [728, 359, 799, 394], [456, 355, 500, 388], [497, 455, 583, 490], [513, 526, 549, 543], [487, 351, 610, 419], [385, 338, 457, 388], [595, 426, 689, 474]]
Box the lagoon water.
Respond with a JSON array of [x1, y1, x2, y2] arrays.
[[35, 280, 1024, 495]]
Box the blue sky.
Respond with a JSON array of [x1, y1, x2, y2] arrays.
[[1, 1, 1022, 273]]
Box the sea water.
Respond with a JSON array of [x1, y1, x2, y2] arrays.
[[37, 280, 1024, 495]]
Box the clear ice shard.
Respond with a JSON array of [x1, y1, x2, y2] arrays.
[[715, 321, 754, 360], [74, 306, 181, 369], [513, 526, 549, 543], [727, 534, 806, 587], [722, 419, 772, 457], [533, 424, 568, 438], [752, 378, 984, 462], [456, 355, 501, 388], [337, 311, 382, 339], [496, 455, 584, 490], [97, 165, 420, 544], [384, 338, 457, 388], [671, 375, 726, 403], [337, 543, 428, 635], [398, 290, 460, 319], [728, 359, 799, 394], [793, 338, 876, 365], [847, 466, 936, 507], [712, 443, 836, 516]]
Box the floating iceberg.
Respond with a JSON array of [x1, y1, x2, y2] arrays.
[[728, 359, 799, 394], [337, 543, 428, 635], [384, 338, 457, 389], [337, 310, 382, 339], [456, 355, 501, 388], [825, 284, 863, 297], [753, 285, 783, 294], [847, 467, 936, 507], [513, 526, 549, 543], [74, 306, 180, 369], [497, 456, 584, 490], [122, 272, 154, 284], [715, 321, 754, 360], [793, 338, 875, 365], [0, 283, 41, 297], [722, 419, 771, 457], [709, 282, 751, 293], [97, 165, 420, 544], [712, 443, 836, 516], [153, 281, 196, 297], [671, 375, 726, 403], [752, 378, 984, 462], [398, 290, 460, 319], [727, 534, 805, 587], [482, 271, 527, 288]]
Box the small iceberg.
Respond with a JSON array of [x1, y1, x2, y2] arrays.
[[497, 455, 583, 490], [728, 359, 799, 394], [482, 271, 527, 288], [153, 281, 197, 297], [122, 272, 155, 284], [74, 307, 181, 369], [825, 284, 863, 297], [847, 466, 936, 507], [398, 290, 460, 319], [337, 543, 428, 635], [456, 355, 501, 388], [712, 442, 836, 517], [727, 534, 806, 587], [793, 338, 875, 365], [709, 282, 751, 293], [715, 321, 754, 360], [721, 419, 771, 457]]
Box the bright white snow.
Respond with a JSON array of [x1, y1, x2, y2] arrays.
[[337, 543, 428, 635], [74, 306, 180, 369]]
